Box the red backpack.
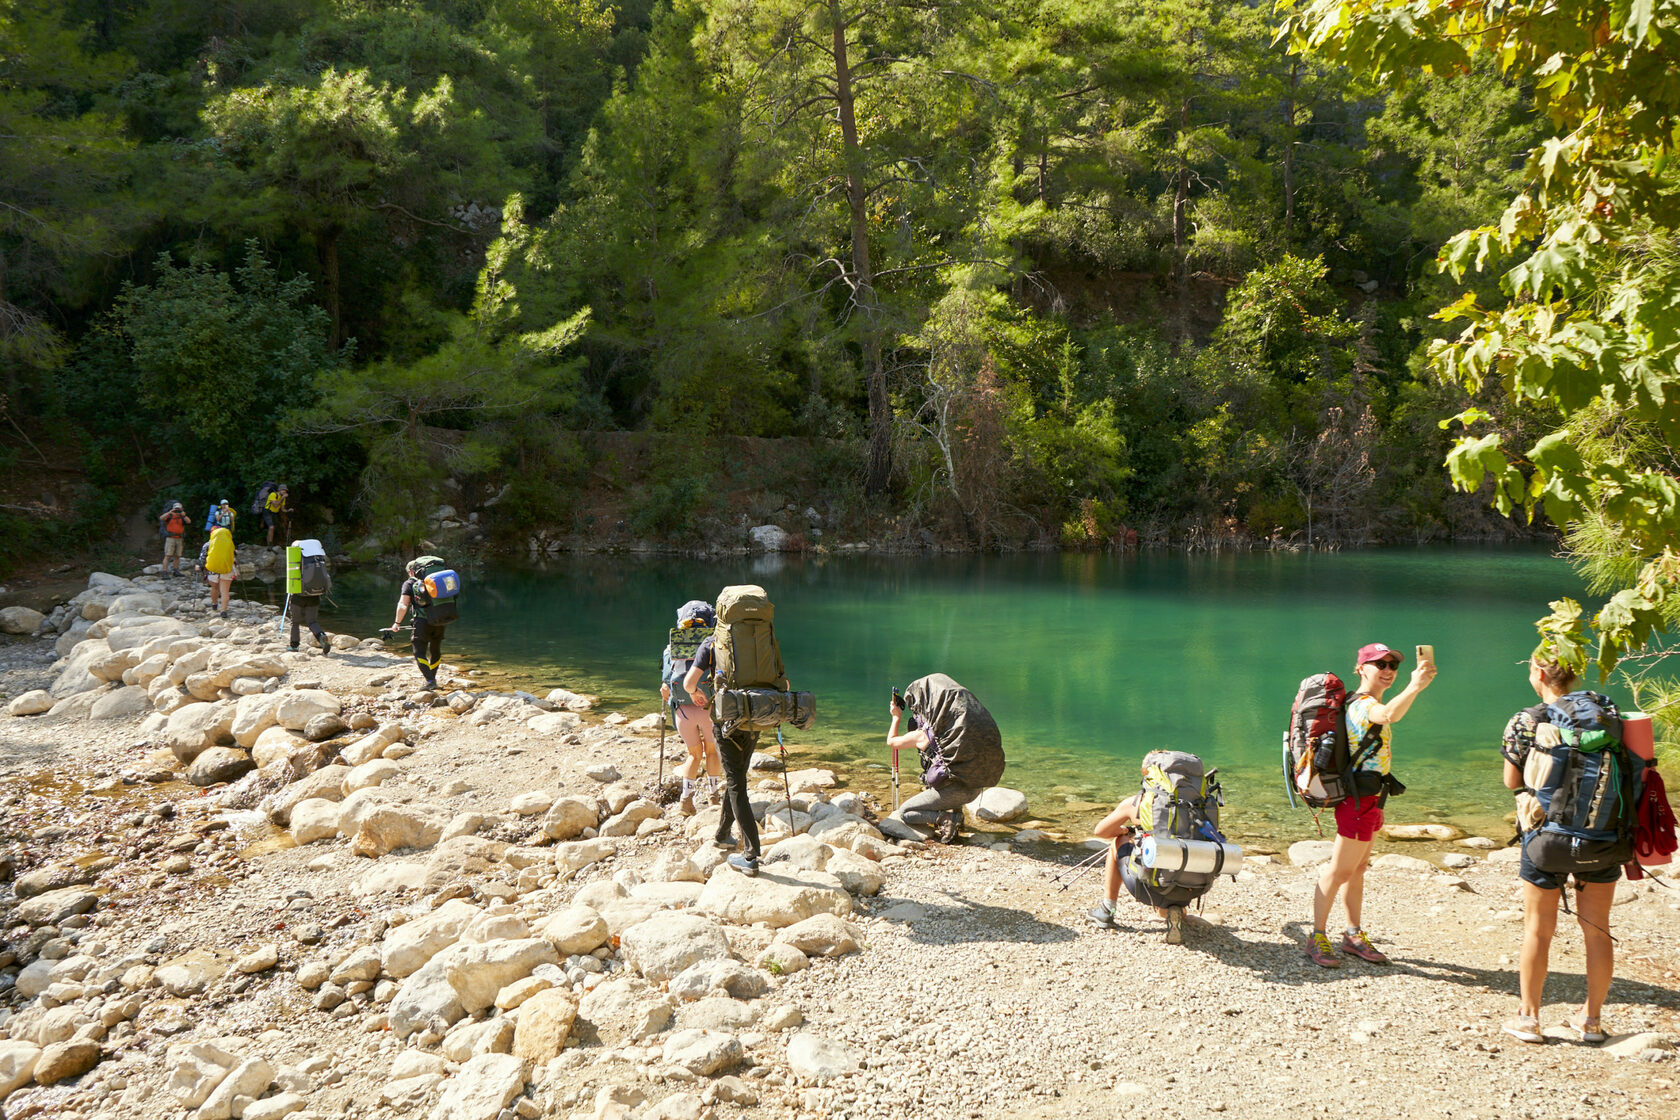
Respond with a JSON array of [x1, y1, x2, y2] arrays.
[[1625, 766, 1677, 880], [1282, 672, 1381, 811], [162, 510, 187, 536]]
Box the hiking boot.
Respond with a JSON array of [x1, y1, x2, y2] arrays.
[[1340, 929, 1389, 964], [1306, 931, 1342, 968], [1088, 900, 1118, 928], [727, 853, 759, 877], [933, 813, 960, 844], [709, 837, 734, 852], [679, 793, 696, 817], [1165, 906, 1185, 945], [288, 645, 299, 653]]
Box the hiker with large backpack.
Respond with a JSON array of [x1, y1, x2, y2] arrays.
[[194, 526, 238, 615], [661, 600, 722, 815], [284, 539, 332, 656], [157, 501, 189, 577], [681, 584, 814, 878], [391, 555, 461, 689], [1087, 751, 1240, 944], [260, 484, 290, 545], [1498, 657, 1641, 1046], [1305, 642, 1434, 969], [884, 674, 1006, 844]]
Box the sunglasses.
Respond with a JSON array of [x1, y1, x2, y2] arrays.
[[1367, 659, 1401, 670]]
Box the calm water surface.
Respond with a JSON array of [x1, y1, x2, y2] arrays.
[[271, 548, 1586, 844]]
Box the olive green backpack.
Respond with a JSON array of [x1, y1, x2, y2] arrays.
[[713, 585, 788, 691]]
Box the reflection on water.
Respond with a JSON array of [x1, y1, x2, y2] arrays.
[[299, 547, 1583, 843]]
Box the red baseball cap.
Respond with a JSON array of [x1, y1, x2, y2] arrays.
[[1356, 642, 1402, 666]]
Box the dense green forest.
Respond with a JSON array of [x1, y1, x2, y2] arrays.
[[0, 0, 1617, 562]]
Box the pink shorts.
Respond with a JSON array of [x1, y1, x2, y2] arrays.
[[1334, 794, 1384, 842]]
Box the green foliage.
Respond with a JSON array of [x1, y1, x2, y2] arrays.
[[1287, 0, 1680, 675]]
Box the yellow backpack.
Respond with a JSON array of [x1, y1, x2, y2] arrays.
[[206, 528, 235, 573]]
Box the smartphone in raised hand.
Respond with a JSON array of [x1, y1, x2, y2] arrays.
[[891, 690, 905, 711], [1416, 644, 1434, 666]]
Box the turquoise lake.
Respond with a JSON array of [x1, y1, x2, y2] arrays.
[[256, 548, 1589, 845]]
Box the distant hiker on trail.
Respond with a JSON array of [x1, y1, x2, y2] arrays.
[[392, 556, 460, 690], [157, 502, 189, 578], [1088, 751, 1238, 944], [1307, 642, 1434, 969], [206, 498, 236, 534], [286, 538, 332, 656], [194, 525, 237, 615], [662, 600, 721, 816], [1498, 658, 1633, 1046], [884, 674, 1006, 844], [263, 484, 290, 545]]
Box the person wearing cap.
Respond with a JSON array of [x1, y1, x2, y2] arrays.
[[1306, 641, 1435, 969], [660, 601, 722, 816], [157, 502, 189, 577], [208, 498, 236, 533], [263, 485, 290, 545]]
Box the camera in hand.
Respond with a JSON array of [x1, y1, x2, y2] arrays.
[[891, 690, 904, 710]]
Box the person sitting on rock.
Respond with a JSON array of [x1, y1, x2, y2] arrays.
[[883, 674, 1006, 843]]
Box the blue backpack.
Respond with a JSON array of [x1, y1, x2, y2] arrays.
[[1521, 692, 1642, 875]]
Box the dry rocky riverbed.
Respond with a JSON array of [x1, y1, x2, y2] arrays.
[[0, 569, 1676, 1120]]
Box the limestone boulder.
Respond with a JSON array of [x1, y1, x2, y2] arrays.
[[824, 848, 885, 896], [0, 1040, 41, 1099], [187, 746, 254, 786], [107, 591, 163, 616], [661, 1029, 742, 1076], [540, 797, 600, 842], [344, 758, 400, 793], [537, 905, 610, 956], [196, 1056, 273, 1120], [619, 911, 731, 983], [166, 701, 235, 763], [786, 1033, 862, 1082], [439, 938, 558, 1013], [275, 689, 341, 731], [0, 605, 44, 634], [1384, 823, 1465, 842], [7, 690, 54, 717], [696, 865, 853, 929], [350, 805, 446, 858], [1288, 840, 1335, 867], [15, 887, 97, 925], [89, 685, 151, 720], [576, 976, 673, 1045], [231, 692, 284, 748], [432, 1052, 523, 1120], [964, 786, 1029, 824], [1372, 853, 1435, 873], [666, 960, 773, 1003], [422, 835, 508, 891], [600, 799, 663, 837], [32, 1039, 100, 1086], [341, 723, 403, 766], [103, 616, 192, 652], [252, 725, 309, 770], [511, 988, 577, 1063], [382, 899, 482, 977], [553, 838, 617, 881], [50, 637, 112, 698], [776, 913, 861, 957], [205, 648, 286, 689], [166, 1040, 239, 1108], [263, 764, 350, 825], [90, 647, 140, 683], [290, 799, 345, 845]]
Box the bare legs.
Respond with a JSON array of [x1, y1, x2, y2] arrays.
[[1519, 879, 1616, 1021], [1313, 833, 1373, 933]]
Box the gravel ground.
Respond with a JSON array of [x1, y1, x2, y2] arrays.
[[0, 578, 1677, 1120]]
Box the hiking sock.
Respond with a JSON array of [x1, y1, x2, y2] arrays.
[[1346, 927, 1363, 939], [682, 779, 695, 799]]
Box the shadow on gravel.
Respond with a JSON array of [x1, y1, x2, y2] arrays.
[[895, 886, 1079, 946]]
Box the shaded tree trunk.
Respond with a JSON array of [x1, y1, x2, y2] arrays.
[[830, 0, 890, 494], [318, 228, 343, 350]]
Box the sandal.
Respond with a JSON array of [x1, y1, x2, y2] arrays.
[[1567, 1012, 1607, 1044], [1501, 1016, 1545, 1044]]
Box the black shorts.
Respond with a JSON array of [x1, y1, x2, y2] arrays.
[[1518, 833, 1623, 891]]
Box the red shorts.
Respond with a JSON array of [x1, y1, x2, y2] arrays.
[[1334, 794, 1384, 842]]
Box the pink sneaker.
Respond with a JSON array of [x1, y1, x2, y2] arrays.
[[1306, 931, 1342, 968], [1340, 929, 1390, 964]]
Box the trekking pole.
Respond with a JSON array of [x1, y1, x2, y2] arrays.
[[657, 704, 666, 795], [891, 748, 901, 811], [776, 725, 796, 832], [1048, 846, 1110, 891], [278, 591, 290, 637]]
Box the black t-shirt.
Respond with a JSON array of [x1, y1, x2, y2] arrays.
[[401, 577, 435, 622], [691, 635, 716, 679]]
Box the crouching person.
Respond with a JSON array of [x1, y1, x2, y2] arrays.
[[1088, 751, 1240, 944], [884, 674, 1006, 844]]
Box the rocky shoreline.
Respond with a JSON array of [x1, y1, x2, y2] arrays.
[[0, 571, 1676, 1120]]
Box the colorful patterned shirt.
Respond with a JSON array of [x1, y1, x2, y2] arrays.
[[1346, 695, 1392, 775]]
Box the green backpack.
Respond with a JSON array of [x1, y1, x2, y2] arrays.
[[714, 585, 788, 691]]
